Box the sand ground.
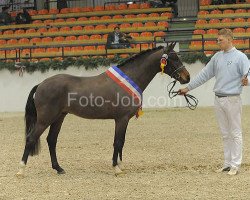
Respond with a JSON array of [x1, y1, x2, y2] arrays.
[[1, 107, 250, 200]]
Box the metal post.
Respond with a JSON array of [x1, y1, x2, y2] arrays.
[[62, 46, 65, 58], [29, 48, 32, 62], [201, 34, 204, 52]]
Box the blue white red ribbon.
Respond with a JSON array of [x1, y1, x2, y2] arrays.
[[106, 66, 142, 104]]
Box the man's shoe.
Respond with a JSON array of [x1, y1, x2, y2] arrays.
[[228, 168, 238, 176], [215, 166, 231, 173]]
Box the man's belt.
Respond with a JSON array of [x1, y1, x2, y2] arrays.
[[215, 94, 238, 98]]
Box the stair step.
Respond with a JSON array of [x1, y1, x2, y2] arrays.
[[168, 27, 195, 32], [171, 17, 197, 23], [170, 23, 194, 28]]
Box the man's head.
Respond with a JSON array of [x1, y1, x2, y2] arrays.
[[217, 28, 234, 51], [114, 26, 120, 34]]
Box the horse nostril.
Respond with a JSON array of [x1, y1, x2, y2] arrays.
[[187, 75, 190, 82]]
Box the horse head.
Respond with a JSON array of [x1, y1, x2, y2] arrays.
[[161, 43, 190, 84]]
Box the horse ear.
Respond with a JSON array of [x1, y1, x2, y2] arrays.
[[169, 42, 176, 50], [171, 42, 176, 49], [165, 42, 175, 53]]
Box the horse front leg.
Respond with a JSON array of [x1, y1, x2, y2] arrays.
[[113, 117, 129, 176]]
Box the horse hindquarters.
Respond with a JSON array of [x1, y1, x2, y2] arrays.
[[17, 85, 61, 177]]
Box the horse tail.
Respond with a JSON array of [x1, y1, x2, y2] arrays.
[[25, 84, 40, 156]]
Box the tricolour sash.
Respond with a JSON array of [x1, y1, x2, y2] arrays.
[[106, 66, 142, 105]]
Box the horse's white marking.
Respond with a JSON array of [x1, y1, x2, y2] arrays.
[[114, 165, 123, 175], [19, 161, 25, 169], [118, 162, 124, 171], [118, 159, 124, 170], [16, 161, 26, 177]]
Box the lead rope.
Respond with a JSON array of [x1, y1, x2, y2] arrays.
[[167, 80, 199, 110], [241, 68, 250, 86], [245, 68, 250, 79]]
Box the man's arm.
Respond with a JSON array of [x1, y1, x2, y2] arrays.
[[239, 53, 250, 86], [106, 33, 113, 48], [179, 54, 216, 95], [187, 55, 216, 91]]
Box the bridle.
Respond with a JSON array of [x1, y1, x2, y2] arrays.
[[160, 51, 199, 110], [160, 51, 185, 80], [167, 80, 198, 110]]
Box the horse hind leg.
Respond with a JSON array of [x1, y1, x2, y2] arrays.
[[113, 117, 129, 176], [16, 123, 49, 177], [47, 114, 67, 174]]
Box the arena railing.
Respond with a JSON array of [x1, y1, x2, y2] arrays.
[[0, 35, 162, 51], [0, 36, 248, 62], [154, 34, 249, 53], [0, 41, 161, 61], [30, 7, 171, 21], [103, 0, 142, 9], [0, 1, 36, 11], [199, 2, 250, 11], [198, 12, 250, 20], [44, 0, 145, 10], [0, 15, 169, 32], [1, 0, 144, 11]]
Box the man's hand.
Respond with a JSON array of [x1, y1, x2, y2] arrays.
[[178, 87, 189, 95], [241, 76, 248, 86]]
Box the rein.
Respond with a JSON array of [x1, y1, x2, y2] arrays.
[[167, 80, 199, 110], [160, 45, 198, 110], [245, 68, 250, 78]]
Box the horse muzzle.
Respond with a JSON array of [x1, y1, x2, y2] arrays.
[[171, 65, 190, 84]]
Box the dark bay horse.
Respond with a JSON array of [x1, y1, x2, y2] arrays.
[[16, 43, 190, 177]]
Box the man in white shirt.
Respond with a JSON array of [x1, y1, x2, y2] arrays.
[[179, 28, 249, 175]]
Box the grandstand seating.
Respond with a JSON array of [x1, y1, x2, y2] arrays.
[[0, 3, 172, 61], [4, 2, 249, 60], [189, 1, 250, 54]]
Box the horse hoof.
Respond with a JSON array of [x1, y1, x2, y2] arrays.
[[115, 170, 126, 177], [118, 162, 125, 171], [114, 165, 125, 176], [15, 172, 25, 178], [57, 170, 66, 175]]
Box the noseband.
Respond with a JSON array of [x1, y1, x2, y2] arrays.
[[170, 65, 185, 80]]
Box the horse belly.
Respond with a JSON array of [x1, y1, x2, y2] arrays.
[[67, 98, 138, 120], [68, 103, 115, 119]]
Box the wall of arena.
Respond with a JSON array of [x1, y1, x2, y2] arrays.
[[0, 61, 250, 112]]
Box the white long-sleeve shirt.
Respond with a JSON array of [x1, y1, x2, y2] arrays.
[[187, 47, 250, 96]]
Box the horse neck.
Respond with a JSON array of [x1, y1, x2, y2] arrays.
[[120, 50, 162, 91]]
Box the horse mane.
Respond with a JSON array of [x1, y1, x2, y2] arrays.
[[117, 46, 164, 67]]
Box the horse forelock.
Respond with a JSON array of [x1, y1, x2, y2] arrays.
[[117, 46, 164, 67]]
